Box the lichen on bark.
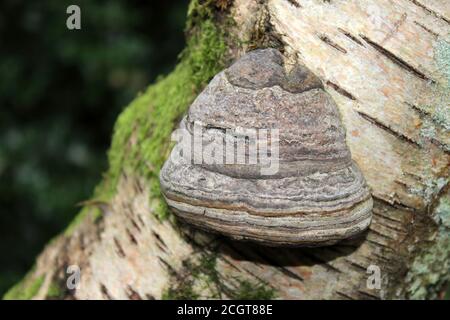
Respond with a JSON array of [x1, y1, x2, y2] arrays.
[[406, 192, 450, 299], [404, 38, 450, 299]]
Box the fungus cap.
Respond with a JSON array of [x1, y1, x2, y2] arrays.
[[160, 48, 372, 246]]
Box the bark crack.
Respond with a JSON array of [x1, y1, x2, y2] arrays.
[[360, 35, 434, 83], [407, 0, 450, 25], [357, 111, 422, 148], [318, 34, 348, 53], [326, 80, 357, 100]]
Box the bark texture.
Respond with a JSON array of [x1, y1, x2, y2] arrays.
[[5, 0, 449, 300]]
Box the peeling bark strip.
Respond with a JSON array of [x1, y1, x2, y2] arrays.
[[5, 0, 449, 300], [407, 0, 450, 24], [126, 228, 138, 245], [413, 21, 439, 38], [127, 286, 143, 300], [405, 101, 432, 118], [286, 0, 301, 8], [318, 34, 348, 53], [356, 111, 422, 147], [372, 193, 424, 214], [100, 284, 113, 300], [326, 81, 357, 100], [152, 231, 168, 250], [114, 237, 126, 258], [360, 35, 433, 83], [337, 28, 365, 46]]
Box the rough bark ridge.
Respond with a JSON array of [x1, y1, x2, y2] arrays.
[[5, 0, 449, 300]]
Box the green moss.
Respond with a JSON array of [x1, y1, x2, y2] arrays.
[[46, 281, 64, 299], [5, 276, 65, 300], [64, 206, 102, 235], [232, 280, 276, 300], [3, 275, 43, 300], [162, 279, 200, 300], [198, 254, 220, 283], [162, 254, 276, 300], [162, 254, 218, 300], [186, 0, 219, 30]]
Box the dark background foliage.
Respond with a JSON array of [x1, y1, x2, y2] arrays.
[[0, 0, 188, 295]]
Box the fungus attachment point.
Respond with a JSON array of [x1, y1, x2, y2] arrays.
[[160, 48, 372, 247]]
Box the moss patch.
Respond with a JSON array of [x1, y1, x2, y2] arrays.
[[162, 254, 220, 300], [233, 280, 276, 300], [4, 275, 65, 300], [162, 254, 276, 300], [3, 274, 43, 300], [162, 278, 200, 300], [45, 281, 65, 299], [64, 205, 102, 235]]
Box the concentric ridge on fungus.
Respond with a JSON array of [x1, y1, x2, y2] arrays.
[[160, 48, 373, 246]]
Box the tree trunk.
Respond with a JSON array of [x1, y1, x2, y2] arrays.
[[5, 0, 449, 300]]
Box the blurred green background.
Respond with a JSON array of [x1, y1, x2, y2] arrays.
[[0, 0, 188, 295]]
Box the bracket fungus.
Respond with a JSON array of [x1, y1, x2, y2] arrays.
[[160, 48, 373, 246]]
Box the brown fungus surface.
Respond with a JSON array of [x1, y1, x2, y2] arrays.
[[160, 48, 372, 246]]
